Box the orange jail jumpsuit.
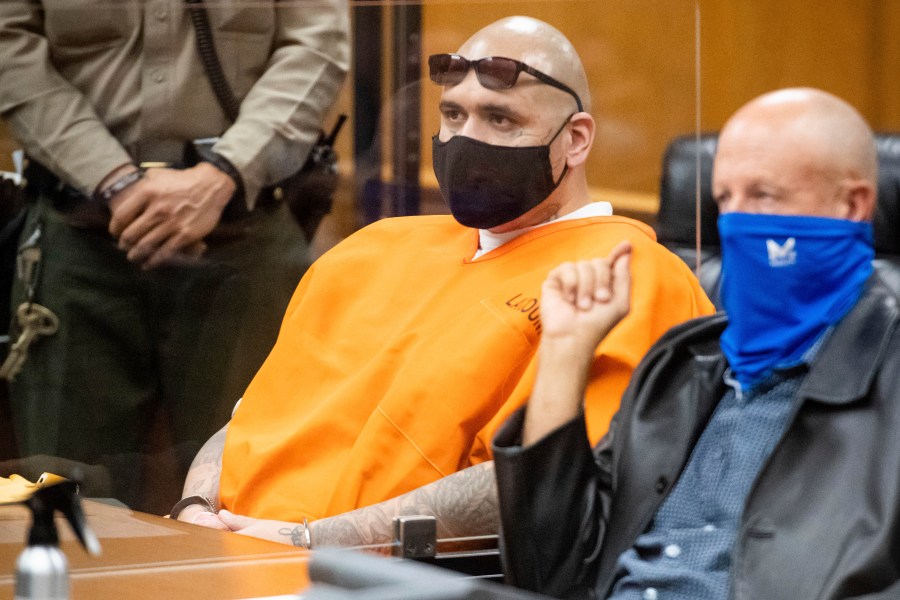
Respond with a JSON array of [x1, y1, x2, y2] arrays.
[[220, 214, 715, 521]]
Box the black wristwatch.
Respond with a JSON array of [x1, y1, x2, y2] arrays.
[[194, 147, 247, 215]]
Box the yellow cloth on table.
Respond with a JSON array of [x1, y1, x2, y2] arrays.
[[0, 473, 67, 504]]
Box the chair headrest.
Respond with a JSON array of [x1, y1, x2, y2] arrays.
[[656, 132, 900, 257], [655, 133, 719, 248], [874, 134, 900, 256]]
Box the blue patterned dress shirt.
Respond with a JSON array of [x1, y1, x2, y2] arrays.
[[606, 357, 815, 600]]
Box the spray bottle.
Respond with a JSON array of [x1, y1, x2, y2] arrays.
[[13, 478, 101, 600]]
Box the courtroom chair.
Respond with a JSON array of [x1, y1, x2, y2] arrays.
[[873, 134, 900, 294], [655, 132, 900, 309], [654, 133, 722, 307]]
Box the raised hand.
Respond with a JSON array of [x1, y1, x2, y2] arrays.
[[540, 240, 633, 354], [523, 241, 633, 445]]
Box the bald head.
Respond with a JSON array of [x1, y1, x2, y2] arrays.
[[432, 17, 597, 230], [458, 16, 591, 114], [713, 87, 878, 220], [723, 88, 876, 184]]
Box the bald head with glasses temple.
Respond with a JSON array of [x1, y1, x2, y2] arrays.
[[426, 16, 596, 235]]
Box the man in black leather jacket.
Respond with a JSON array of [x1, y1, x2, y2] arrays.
[[493, 88, 900, 600]]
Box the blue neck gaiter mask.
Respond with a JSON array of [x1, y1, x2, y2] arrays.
[[718, 212, 874, 388]]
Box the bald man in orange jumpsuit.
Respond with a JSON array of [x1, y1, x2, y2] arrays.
[[171, 16, 714, 548]]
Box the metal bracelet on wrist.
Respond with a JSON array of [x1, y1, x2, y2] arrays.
[[94, 168, 144, 205], [302, 518, 312, 549], [280, 518, 312, 549]]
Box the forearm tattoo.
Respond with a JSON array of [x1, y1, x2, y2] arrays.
[[279, 525, 309, 548], [311, 462, 499, 550], [183, 426, 227, 500]]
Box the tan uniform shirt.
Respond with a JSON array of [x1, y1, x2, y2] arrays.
[[0, 0, 350, 207]]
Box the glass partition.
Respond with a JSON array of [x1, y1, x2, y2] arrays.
[[0, 0, 900, 514], [341, 0, 699, 233], [4, 4, 900, 594], [0, 7, 900, 597], [0, 0, 701, 520], [0, 0, 699, 554]]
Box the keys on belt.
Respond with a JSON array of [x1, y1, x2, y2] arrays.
[[0, 223, 60, 381], [0, 303, 59, 381]]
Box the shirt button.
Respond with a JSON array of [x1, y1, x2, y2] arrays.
[[154, 6, 168, 20], [703, 523, 716, 532], [152, 71, 166, 83], [643, 588, 659, 600], [664, 544, 682, 558], [654, 476, 668, 493]]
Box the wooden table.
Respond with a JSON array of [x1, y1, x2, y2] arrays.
[[0, 500, 309, 599]]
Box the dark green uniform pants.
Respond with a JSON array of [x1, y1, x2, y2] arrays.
[[8, 194, 309, 513]]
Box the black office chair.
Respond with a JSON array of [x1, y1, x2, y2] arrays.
[[655, 132, 900, 308], [872, 134, 900, 293], [655, 133, 723, 306]]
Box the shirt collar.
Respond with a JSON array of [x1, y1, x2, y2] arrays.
[[474, 201, 613, 259]]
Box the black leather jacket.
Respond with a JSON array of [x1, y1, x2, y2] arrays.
[[494, 276, 900, 600]]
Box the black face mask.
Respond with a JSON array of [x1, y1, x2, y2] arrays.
[[431, 120, 570, 229]]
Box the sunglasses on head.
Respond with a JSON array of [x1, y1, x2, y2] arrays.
[[428, 53, 584, 113]]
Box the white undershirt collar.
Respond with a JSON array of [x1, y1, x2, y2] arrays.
[[473, 201, 613, 259]]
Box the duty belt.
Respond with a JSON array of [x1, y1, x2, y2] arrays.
[[24, 158, 279, 220]]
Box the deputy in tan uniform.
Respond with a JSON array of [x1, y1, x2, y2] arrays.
[[0, 0, 349, 513]]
